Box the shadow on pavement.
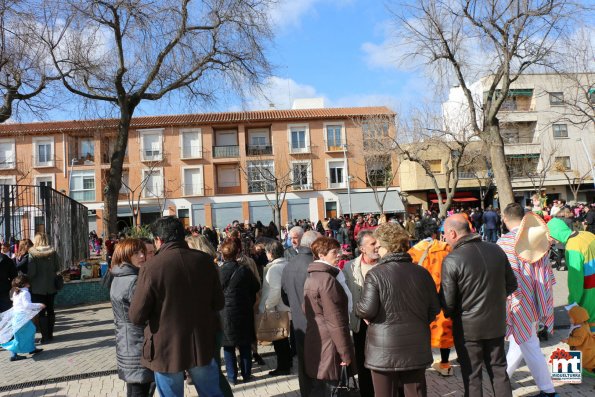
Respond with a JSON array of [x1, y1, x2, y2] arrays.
[[0, 387, 64, 397]]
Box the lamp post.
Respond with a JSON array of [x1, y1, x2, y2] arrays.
[[577, 137, 595, 189], [343, 143, 352, 216]]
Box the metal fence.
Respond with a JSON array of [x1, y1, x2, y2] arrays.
[[0, 185, 89, 270]]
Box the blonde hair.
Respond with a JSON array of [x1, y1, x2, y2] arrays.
[[186, 235, 217, 258], [373, 222, 410, 253], [33, 232, 49, 248]]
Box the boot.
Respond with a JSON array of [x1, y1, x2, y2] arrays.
[[39, 316, 50, 344], [48, 315, 56, 340]]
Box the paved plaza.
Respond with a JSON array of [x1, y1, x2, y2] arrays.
[[0, 269, 594, 396]]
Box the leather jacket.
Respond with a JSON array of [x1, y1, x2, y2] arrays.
[[441, 234, 517, 340]]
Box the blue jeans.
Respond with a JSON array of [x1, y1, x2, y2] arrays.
[[485, 229, 498, 243], [223, 344, 252, 382], [154, 359, 223, 397]]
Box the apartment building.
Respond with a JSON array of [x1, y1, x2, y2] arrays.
[[400, 73, 595, 211], [0, 106, 404, 235]]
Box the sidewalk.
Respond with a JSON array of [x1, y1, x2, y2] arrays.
[[1, 269, 593, 396]]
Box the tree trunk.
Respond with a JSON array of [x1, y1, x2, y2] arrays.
[[485, 123, 514, 209], [103, 109, 133, 235], [274, 206, 282, 242]]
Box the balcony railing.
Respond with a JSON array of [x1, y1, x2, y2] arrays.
[[247, 145, 273, 156], [183, 184, 204, 196], [324, 139, 346, 152], [289, 143, 310, 154], [458, 171, 476, 179], [293, 183, 313, 191], [33, 155, 55, 168], [181, 145, 203, 159], [215, 184, 242, 195], [70, 154, 95, 165], [141, 149, 163, 162], [213, 145, 239, 158], [0, 157, 15, 169]]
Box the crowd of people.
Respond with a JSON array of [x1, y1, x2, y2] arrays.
[[2, 196, 595, 397]]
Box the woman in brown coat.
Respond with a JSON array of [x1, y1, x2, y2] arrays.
[[304, 236, 354, 397]]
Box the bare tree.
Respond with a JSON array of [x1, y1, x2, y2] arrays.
[[554, 161, 591, 203], [351, 115, 401, 214], [119, 157, 165, 228], [463, 144, 494, 209], [396, 108, 477, 217], [239, 155, 311, 239], [41, 0, 273, 234], [394, 0, 575, 209], [0, 0, 57, 122]]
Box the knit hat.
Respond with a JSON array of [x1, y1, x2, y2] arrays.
[[514, 212, 551, 263], [547, 218, 573, 244]]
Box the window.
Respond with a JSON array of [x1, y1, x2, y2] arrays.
[[288, 124, 309, 153], [34, 176, 54, 203], [140, 130, 163, 161], [0, 176, 15, 185], [183, 167, 204, 196], [552, 124, 568, 138], [247, 128, 272, 155], [247, 160, 275, 193], [142, 169, 163, 198], [120, 171, 129, 194], [217, 165, 240, 188], [213, 130, 239, 158], [366, 155, 392, 187], [0, 139, 15, 169], [328, 160, 345, 188], [70, 170, 96, 202], [292, 161, 312, 190], [549, 92, 564, 105], [325, 123, 344, 151], [180, 129, 202, 159], [555, 156, 571, 171], [428, 160, 442, 174], [33, 137, 54, 167]]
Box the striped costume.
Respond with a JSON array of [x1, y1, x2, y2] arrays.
[[497, 228, 555, 343]]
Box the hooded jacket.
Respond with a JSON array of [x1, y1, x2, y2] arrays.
[[548, 218, 595, 331], [110, 263, 154, 383], [28, 246, 60, 295], [567, 305, 595, 371]]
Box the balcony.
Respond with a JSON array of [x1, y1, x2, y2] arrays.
[[0, 155, 15, 169], [141, 149, 163, 162], [293, 183, 313, 191], [213, 145, 239, 158], [183, 184, 204, 196], [289, 143, 310, 154], [33, 155, 55, 168], [324, 139, 346, 152], [180, 145, 203, 160], [246, 145, 273, 156], [215, 184, 242, 195]]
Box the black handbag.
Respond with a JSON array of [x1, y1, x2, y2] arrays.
[[331, 366, 360, 397], [54, 274, 65, 291]]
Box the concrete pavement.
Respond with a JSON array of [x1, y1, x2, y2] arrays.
[[0, 269, 593, 396]]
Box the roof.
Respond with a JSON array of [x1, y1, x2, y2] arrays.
[[0, 107, 395, 134]]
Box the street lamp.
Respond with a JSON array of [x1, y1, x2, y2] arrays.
[[343, 143, 352, 216], [577, 137, 595, 189]]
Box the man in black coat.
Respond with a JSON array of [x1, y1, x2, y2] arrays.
[[0, 252, 17, 312], [441, 214, 517, 397], [281, 230, 321, 397]]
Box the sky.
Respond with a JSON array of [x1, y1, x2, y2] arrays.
[[30, 0, 423, 122]]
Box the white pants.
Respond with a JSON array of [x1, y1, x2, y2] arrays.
[[506, 323, 555, 393]]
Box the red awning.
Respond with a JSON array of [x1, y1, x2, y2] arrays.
[[430, 197, 479, 203]]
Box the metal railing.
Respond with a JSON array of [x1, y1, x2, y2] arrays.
[[181, 145, 203, 159], [0, 184, 89, 270], [324, 139, 346, 152], [213, 145, 239, 158], [246, 145, 273, 156]]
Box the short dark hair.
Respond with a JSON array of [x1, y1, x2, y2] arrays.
[[415, 217, 439, 239], [503, 203, 524, 221], [151, 216, 185, 244], [265, 239, 285, 260]]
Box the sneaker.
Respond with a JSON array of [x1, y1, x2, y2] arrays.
[[9, 355, 26, 362], [432, 361, 453, 376]]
